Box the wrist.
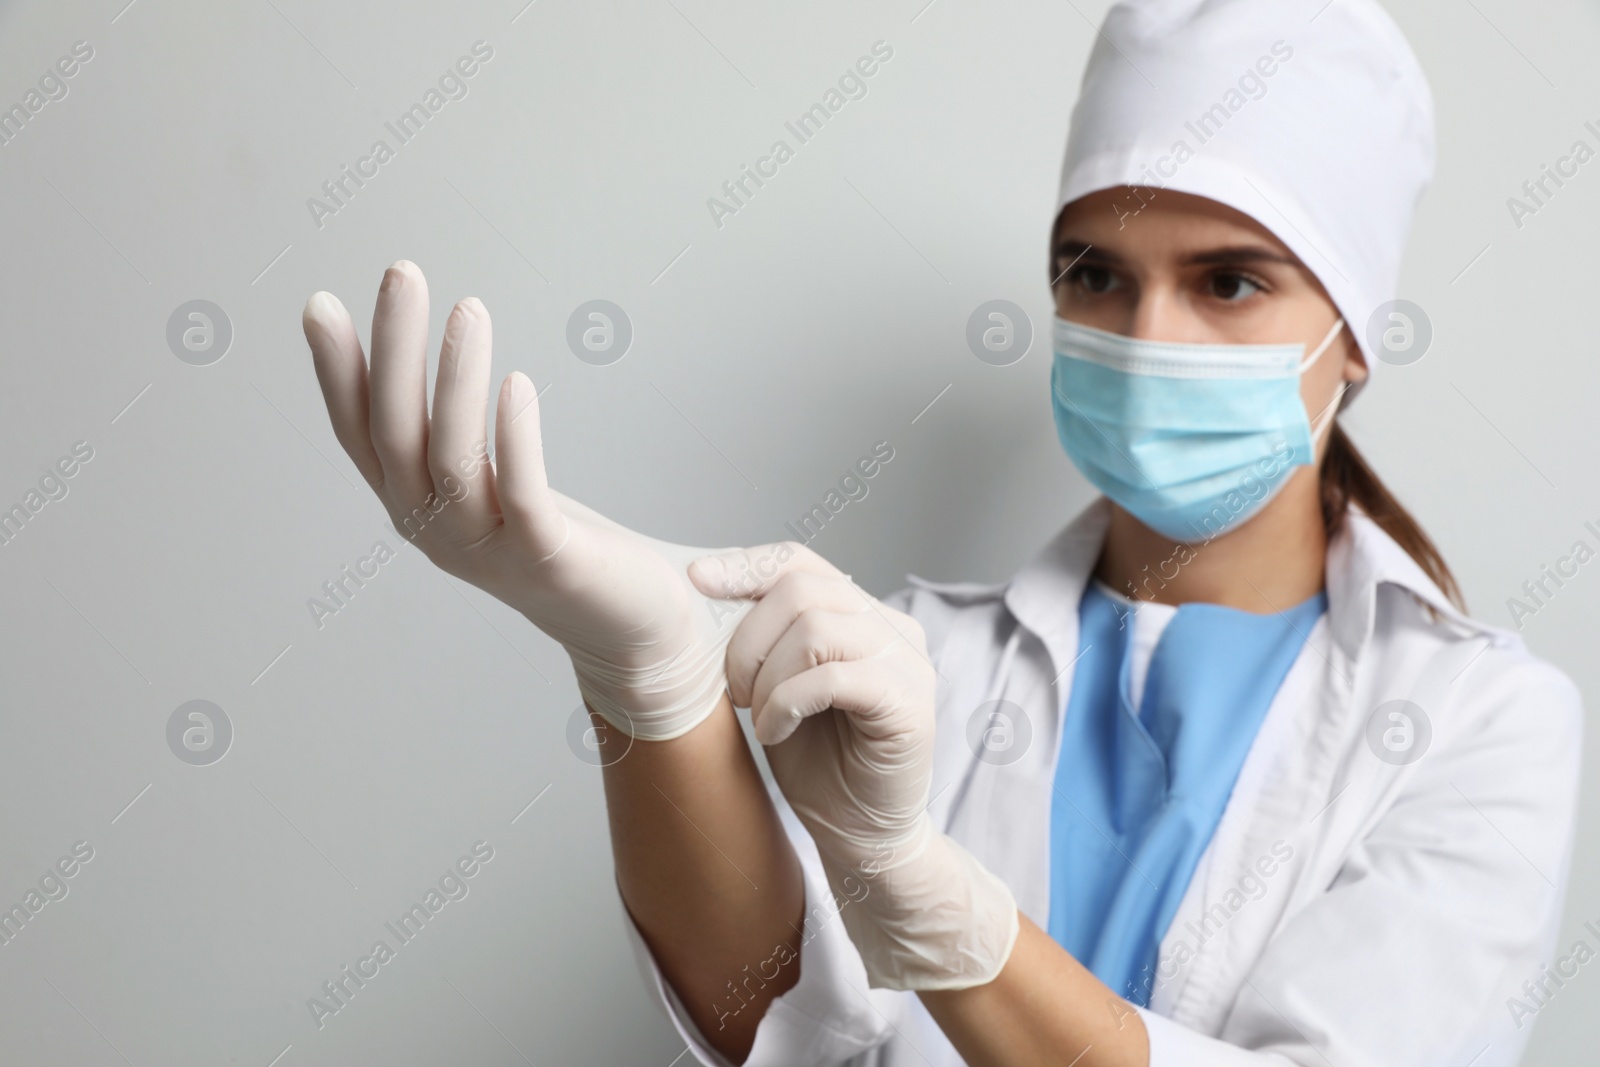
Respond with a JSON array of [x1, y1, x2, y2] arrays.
[[816, 821, 1020, 991], [569, 648, 731, 741]]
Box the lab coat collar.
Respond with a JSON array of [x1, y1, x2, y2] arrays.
[[997, 495, 1511, 700]]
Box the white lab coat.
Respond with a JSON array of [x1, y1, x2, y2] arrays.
[[621, 496, 1584, 1066]]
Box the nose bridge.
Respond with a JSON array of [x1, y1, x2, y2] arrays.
[[1126, 267, 1184, 343]]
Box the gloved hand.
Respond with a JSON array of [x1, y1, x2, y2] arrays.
[[688, 542, 1020, 990], [301, 261, 751, 739]]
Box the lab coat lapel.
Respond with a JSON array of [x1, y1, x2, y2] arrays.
[[1002, 495, 1114, 696], [1288, 508, 1516, 889], [1157, 504, 1369, 1024], [1159, 505, 1514, 1028], [940, 497, 1111, 927]]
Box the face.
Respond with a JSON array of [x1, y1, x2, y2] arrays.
[[1050, 187, 1367, 460]]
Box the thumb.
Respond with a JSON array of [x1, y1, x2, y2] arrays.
[[688, 541, 845, 600]]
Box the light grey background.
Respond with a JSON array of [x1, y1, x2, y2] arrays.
[[0, 0, 1596, 1063]]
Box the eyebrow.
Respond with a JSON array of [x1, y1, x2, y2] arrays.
[[1052, 240, 1299, 269]]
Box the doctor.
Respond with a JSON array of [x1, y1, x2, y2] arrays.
[[298, 0, 1582, 1063], [631, 0, 1583, 1063]]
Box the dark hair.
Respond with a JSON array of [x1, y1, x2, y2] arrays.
[[1320, 423, 1465, 613]]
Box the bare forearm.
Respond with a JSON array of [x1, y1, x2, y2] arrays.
[[918, 913, 1149, 1067], [598, 692, 804, 1063]]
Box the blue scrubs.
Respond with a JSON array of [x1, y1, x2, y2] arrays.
[[1047, 579, 1327, 1005]]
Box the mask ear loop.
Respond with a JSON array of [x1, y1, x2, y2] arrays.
[[1310, 379, 1350, 445], [1296, 317, 1347, 373], [1298, 317, 1350, 446]]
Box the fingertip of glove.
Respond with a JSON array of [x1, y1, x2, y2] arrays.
[[303, 290, 341, 326], [755, 705, 799, 746], [688, 554, 729, 595]]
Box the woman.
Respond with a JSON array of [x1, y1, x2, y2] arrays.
[[299, 0, 1582, 1063]]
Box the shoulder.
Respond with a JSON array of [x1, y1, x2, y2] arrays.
[[1341, 498, 1585, 759], [1447, 637, 1583, 763], [1374, 583, 1583, 786]]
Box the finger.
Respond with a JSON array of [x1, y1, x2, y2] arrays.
[[725, 571, 871, 708], [749, 608, 894, 731], [427, 297, 496, 524], [368, 260, 435, 508], [688, 540, 844, 600], [494, 371, 569, 560], [757, 658, 903, 746], [302, 291, 385, 491]]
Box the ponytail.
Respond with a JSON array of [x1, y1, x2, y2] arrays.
[[1320, 424, 1466, 614]]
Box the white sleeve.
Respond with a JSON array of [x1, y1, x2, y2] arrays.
[[616, 580, 919, 1065], [1137, 653, 1584, 1067], [1135, 1007, 1297, 1066], [618, 801, 902, 1065], [617, 790, 901, 1066]]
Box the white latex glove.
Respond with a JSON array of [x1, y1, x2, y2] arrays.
[[688, 542, 1020, 991], [301, 261, 751, 739]]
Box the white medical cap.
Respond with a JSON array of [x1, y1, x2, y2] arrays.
[[1054, 0, 1435, 403]]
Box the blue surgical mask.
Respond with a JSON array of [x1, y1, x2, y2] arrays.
[[1050, 316, 1348, 544]]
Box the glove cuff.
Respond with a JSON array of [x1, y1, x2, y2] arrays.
[[570, 638, 732, 742], [559, 538, 756, 742], [820, 819, 1020, 991]]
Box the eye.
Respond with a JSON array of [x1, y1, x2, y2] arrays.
[[1065, 264, 1122, 296], [1208, 271, 1265, 302]]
